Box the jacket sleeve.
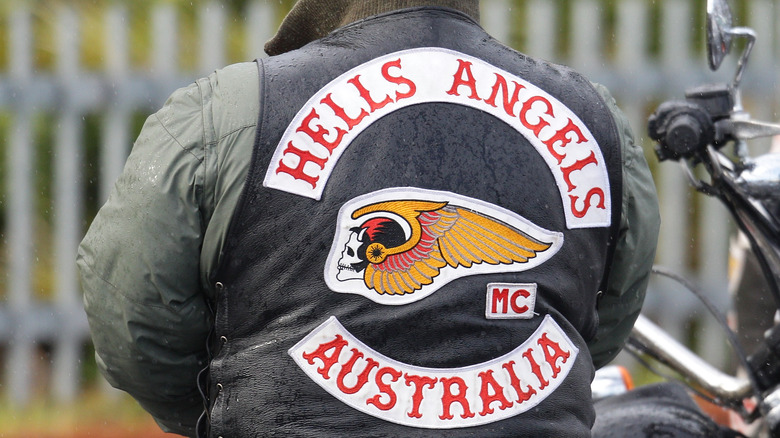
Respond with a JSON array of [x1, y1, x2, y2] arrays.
[[587, 84, 661, 368], [77, 81, 211, 436]]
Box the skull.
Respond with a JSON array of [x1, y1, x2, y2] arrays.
[[336, 231, 366, 281]]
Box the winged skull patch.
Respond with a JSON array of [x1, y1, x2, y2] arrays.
[[324, 188, 563, 305]]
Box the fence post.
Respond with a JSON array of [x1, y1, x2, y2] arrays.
[[661, 0, 695, 81], [6, 6, 35, 407], [616, 0, 647, 77], [152, 3, 178, 97], [52, 6, 85, 403], [747, 0, 777, 152], [614, 0, 649, 147], [101, 5, 131, 204], [481, 0, 511, 45], [246, 1, 276, 60], [525, 0, 557, 61], [199, 2, 226, 74], [570, 0, 602, 75], [652, 0, 696, 339]]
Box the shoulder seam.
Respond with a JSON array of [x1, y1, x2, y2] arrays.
[[205, 123, 257, 147], [153, 112, 205, 163]]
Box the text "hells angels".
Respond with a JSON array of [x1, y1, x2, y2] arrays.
[[264, 47, 611, 229]]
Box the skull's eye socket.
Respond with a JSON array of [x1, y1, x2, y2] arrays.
[[347, 248, 354, 257]]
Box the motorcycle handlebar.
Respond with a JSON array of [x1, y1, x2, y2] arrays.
[[627, 314, 753, 406]]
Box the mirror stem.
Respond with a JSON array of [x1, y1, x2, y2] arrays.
[[727, 27, 756, 90]]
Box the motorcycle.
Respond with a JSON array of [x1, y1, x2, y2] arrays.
[[592, 0, 780, 436]]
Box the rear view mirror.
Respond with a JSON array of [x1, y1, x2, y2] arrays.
[[706, 0, 733, 71]]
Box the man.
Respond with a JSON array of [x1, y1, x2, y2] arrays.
[[78, 1, 659, 436]]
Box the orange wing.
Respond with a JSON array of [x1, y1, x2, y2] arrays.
[[363, 204, 552, 295]]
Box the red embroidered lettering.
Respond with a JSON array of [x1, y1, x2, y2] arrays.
[[522, 348, 549, 390], [478, 369, 513, 416], [348, 75, 393, 113], [569, 188, 606, 218], [502, 360, 537, 403], [439, 377, 476, 420], [542, 118, 586, 164], [538, 333, 571, 379], [491, 288, 509, 314], [296, 108, 347, 153], [446, 59, 481, 100], [276, 141, 327, 188], [561, 151, 598, 192], [484, 74, 525, 116], [381, 59, 417, 101], [404, 374, 437, 419], [510, 289, 530, 314], [291, 314, 578, 428], [336, 348, 380, 394], [320, 93, 368, 130], [302, 334, 348, 379], [519, 95, 554, 137], [367, 366, 403, 411]]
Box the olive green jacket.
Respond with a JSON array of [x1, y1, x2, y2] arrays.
[[77, 10, 659, 438]]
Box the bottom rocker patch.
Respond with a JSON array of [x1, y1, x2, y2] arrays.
[[289, 314, 578, 429]]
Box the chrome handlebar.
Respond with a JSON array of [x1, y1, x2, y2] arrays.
[[627, 315, 753, 406]]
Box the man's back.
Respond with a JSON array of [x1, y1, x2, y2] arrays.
[[78, 2, 660, 437], [206, 7, 620, 436]]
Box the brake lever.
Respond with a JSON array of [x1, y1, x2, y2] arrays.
[[716, 119, 780, 141]]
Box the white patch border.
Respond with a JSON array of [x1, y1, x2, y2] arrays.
[[323, 187, 563, 306], [289, 314, 579, 429], [485, 282, 538, 320], [263, 47, 611, 229]]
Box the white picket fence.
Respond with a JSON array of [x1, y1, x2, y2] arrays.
[[0, 0, 778, 406]]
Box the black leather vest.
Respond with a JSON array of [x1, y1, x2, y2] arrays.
[[207, 7, 621, 437]]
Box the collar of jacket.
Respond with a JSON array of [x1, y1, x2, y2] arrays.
[[264, 0, 480, 56]]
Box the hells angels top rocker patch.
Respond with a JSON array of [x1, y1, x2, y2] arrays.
[[324, 188, 563, 305], [289, 314, 578, 429], [263, 47, 611, 229]]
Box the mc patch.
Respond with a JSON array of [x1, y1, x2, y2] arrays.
[[324, 187, 563, 305], [485, 283, 537, 319]]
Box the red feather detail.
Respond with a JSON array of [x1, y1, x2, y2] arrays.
[[373, 210, 445, 273]]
